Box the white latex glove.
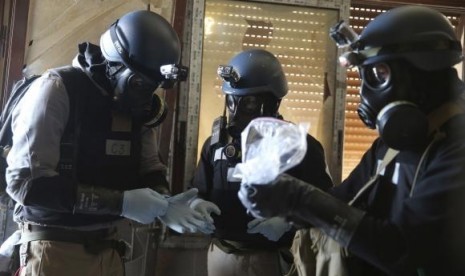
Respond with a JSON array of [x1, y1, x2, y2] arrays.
[[122, 188, 168, 224], [247, 216, 291, 241], [159, 189, 207, 233], [190, 198, 221, 234]]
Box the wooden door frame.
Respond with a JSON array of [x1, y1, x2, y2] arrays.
[[1, 0, 30, 109]]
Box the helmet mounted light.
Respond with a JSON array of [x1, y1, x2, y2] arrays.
[[330, 13, 463, 70], [101, 10, 185, 86], [330, 20, 360, 48], [338, 47, 381, 68], [159, 64, 189, 89], [337, 40, 462, 68], [217, 65, 241, 85], [160, 64, 188, 81]]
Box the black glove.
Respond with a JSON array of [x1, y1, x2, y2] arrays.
[[238, 173, 366, 247], [238, 174, 301, 219], [73, 185, 123, 216]]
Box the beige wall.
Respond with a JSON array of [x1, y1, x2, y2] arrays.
[[24, 0, 173, 75]]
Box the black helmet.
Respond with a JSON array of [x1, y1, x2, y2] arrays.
[[220, 49, 288, 98], [100, 10, 181, 84], [352, 6, 462, 71]]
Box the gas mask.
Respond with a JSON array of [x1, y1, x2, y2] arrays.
[[109, 63, 187, 127], [357, 61, 429, 150], [111, 66, 167, 128], [217, 64, 283, 138], [329, 20, 439, 150], [226, 95, 264, 138], [100, 10, 190, 128]]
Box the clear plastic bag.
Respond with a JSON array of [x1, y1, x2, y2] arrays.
[[233, 117, 308, 184]]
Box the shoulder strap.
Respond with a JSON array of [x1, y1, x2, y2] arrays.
[[48, 66, 89, 96], [427, 101, 465, 133], [409, 101, 465, 197], [409, 132, 446, 197], [348, 101, 465, 205], [49, 66, 92, 181], [349, 148, 399, 206], [48, 65, 92, 129]]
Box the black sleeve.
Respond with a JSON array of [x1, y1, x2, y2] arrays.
[[140, 170, 170, 195], [330, 138, 383, 202], [8, 172, 75, 212], [189, 137, 214, 199], [345, 139, 465, 274], [286, 134, 333, 192], [8, 173, 123, 216]]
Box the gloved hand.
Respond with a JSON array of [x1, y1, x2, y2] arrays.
[[238, 174, 297, 219], [190, 198, 221, 234], [122, 188, 168, 224], [239, 173, 365, 247], [247, 217, 291, 241], [159, 189, 208, 233]]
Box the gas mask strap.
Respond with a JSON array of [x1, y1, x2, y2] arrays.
[[209, 97, 229, 147], [409, 101, 465, 198], [222, 96, 227, 118], [427, 101, 465, 133], [109, 22, 131, 67], [349, 148, 399, 206], [410, 131, 446, 198]]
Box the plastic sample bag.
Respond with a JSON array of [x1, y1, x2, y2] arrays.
[[233, 117, 308, 184]]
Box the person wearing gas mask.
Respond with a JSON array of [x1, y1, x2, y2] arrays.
[[190, 49, 333, 276], [238, 5, 465, 276], [5, 10, 214, 276]]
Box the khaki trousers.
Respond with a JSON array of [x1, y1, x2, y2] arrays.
[[287, 228, 349, 276], [18, 240, 124, 276], [207, 242, 283, 276]]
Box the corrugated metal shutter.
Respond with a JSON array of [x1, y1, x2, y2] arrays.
[[198, 1, 339, 162]]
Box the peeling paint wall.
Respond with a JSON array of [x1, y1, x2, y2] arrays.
[[24, 0, 174, 75]]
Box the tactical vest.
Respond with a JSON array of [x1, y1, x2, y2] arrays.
[[22, 68, 143, 226]]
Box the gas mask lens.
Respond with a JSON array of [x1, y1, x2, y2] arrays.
[[362, 63, 391, 89], [226, 95, 262, 115], [128, 74, 154, 91], [241, 96, 261, 114]]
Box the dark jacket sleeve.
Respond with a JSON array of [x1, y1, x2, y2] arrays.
[[346, 136, 465, 275], [286, 134, 333, 192], [8, 174, 76, 212], [141, 170, 170, 195], [190, 137, 214, 199], [5, 74, 77, 212], [331, 138, 383, 202]]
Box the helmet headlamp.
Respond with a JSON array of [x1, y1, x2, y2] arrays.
[[217, 65, 241, 84], [160, 64, 188, 81], [336, 40, 461, 69], [330, 20, 360, 48], [159, 64, 188, 89], [338, 47, 382, 68]]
